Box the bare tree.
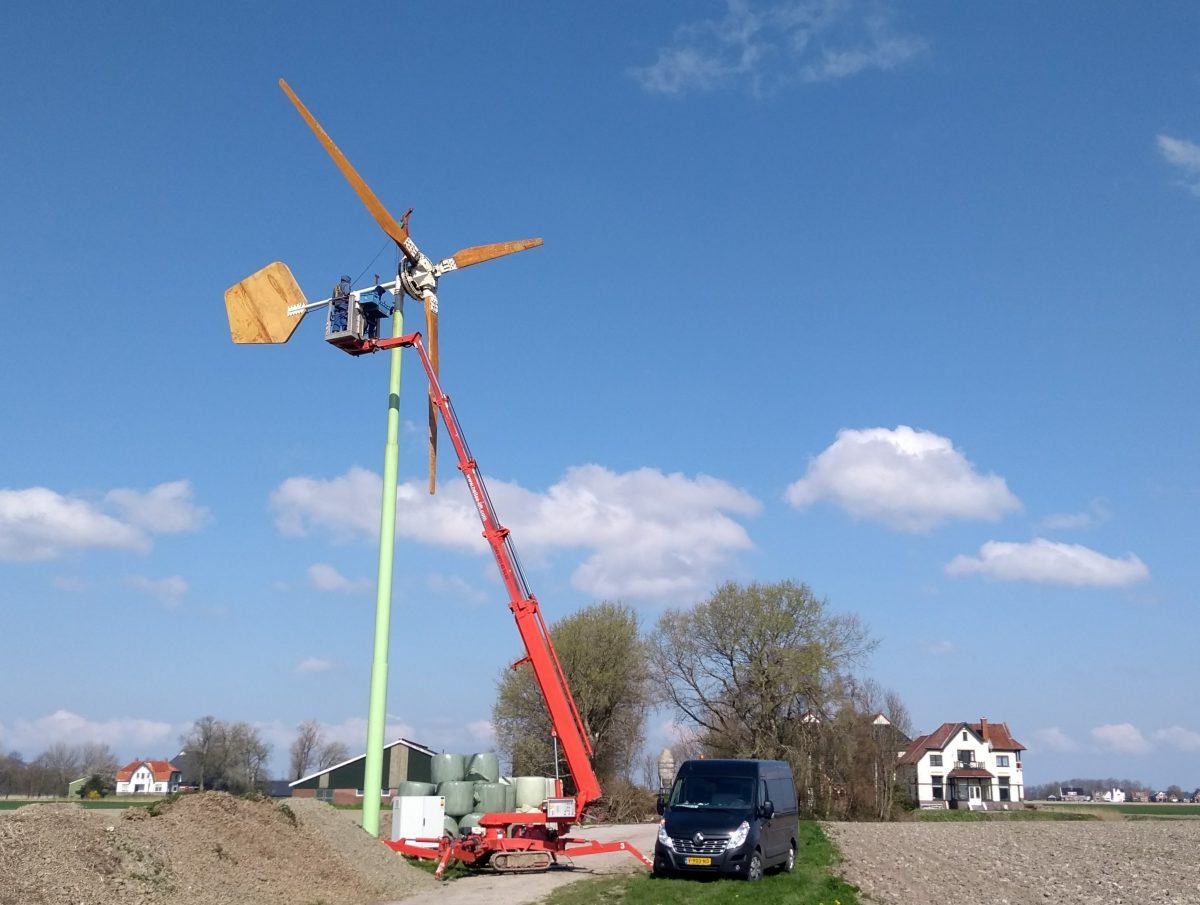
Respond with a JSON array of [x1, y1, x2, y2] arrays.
[[180, 717, 271, 793], [226, 721, 272, 792], [77, 742, 120, 788], [36, 743, 82, 796], [317, 740, 349, 769], [181, 715, 227, 792], [290, 720, 322, 780]]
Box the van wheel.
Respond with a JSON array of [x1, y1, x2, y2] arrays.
[[782, 842, 796, 873], [746, 849, 764, 882]]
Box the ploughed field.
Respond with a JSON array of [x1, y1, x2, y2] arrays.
[[824, 820, 1200, 905]]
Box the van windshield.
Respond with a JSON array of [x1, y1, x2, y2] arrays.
[[667, 775, 755, 810]]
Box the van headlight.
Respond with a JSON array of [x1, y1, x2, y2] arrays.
[[657, 821, 675, 850], [726, 820, 750, 850]]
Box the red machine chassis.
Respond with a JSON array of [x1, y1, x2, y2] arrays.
[[360, 333, 651, 877]]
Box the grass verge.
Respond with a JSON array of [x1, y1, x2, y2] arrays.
[[541, 821, 859, 905]]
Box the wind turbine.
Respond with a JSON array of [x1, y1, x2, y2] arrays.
[[225, 79, 543, 494], [222, 79, 542, 836]]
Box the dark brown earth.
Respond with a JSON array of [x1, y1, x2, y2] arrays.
[[824, 820, 1200, 905]]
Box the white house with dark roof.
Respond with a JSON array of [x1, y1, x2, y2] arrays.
[[897, 718, 1025, 809]]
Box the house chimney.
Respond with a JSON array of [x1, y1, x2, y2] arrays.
[[980, 718, 989, 741]]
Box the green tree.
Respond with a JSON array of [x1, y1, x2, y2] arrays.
[[649, 580, 878, 815], [492, 601, 651, 787]]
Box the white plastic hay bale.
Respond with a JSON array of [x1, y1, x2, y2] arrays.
[[395, 781, 437, 797], [514, 777, 547, 809], [474, 782, 508, 813], [438, 780, 475, 817], [458, 812, 485, 834], [466, 752, 500, 783], [431, 753, 466, 785]]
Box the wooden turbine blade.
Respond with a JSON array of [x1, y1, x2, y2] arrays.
[[224, 262, 306, 344], [441, 238, 543, 271], [278, 79, 417, 260], [424, 296, 440, 495]]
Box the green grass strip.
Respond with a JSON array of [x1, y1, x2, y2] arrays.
[[542, 821, 859, 905]]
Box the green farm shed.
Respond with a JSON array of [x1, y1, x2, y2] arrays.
[[289, 737, 434, 805]]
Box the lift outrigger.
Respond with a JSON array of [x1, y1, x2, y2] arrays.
[[348, 331, 652, 877]]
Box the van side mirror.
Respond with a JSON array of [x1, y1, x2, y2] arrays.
[[758, 800, 775, 819], [656, 794, 665, 815]]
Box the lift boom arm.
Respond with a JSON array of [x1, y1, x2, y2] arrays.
[[396, 333, 602, 816]]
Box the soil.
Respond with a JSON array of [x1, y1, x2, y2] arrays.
[[0, 794, 656, 905], [0, 794, 436, 905], [823, 819, 1200, 905]]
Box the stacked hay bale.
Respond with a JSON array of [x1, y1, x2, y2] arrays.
[[395, 752, 558, 835]]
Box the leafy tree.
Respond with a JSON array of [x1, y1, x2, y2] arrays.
[[648, 580, 878, 816], [493, 601, 652, 787], [650, 580, 875, 759], [77, 773, 111, 799]]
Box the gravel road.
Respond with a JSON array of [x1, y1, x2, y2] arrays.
[[823, 820, 1200, 905], [381, 823, 658, 905]]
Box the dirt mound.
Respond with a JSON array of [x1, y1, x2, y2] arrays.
[[0, 794, 436, 905]]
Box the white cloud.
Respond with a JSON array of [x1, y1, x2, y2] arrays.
[[467, 720, 495, 745], [0, 487, 148, 560], [945, 538, 1149, 587], [923, 639, 955, 656], [272, 464, 761, 602], [106, 480, 209, 534], [307, 563, 373, 594], [3, 709, 174, 755], [296, 656, 334, 673], [630, 0, 926, 96], [1152, 725, 1200, 753], [785, 426, 1020, 531], [1031, 726, 1078, 753], [1091, 723, 1149, 754], [1038, 499, 1111, 532], [126, 574, 188, 607], [427, 572, 489, 604], [0, 480, 208, 562], [1157, 133, 1200, 196]]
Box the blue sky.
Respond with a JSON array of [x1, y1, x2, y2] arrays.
[[1, 1, 1197, 790]]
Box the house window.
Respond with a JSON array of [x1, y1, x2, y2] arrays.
[[930, 754, 943, 767], [996, 755, 1010, 768], [999, 777, 1010, 801], [315, 789, 334, 802], [962, 731, 968, 741], [931, 775, 944, 800], [957, 749, 974, 766]]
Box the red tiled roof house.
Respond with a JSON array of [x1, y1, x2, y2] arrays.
[[115, 759, 181, 795], [897, 719, 1024, 810]]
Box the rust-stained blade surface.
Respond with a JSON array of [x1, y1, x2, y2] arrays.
[[224, 261, 307, 344], [441, 238, 543, 271], [424, 296, 440, 494], [279, 79, 417, 260]]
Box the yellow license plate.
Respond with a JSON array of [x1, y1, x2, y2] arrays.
[[685, 856, 712, 866]]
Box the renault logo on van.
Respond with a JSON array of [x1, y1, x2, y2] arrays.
[[693, 832, 705, 844]]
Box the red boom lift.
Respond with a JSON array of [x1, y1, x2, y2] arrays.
[[355, 331, 651, 877]]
